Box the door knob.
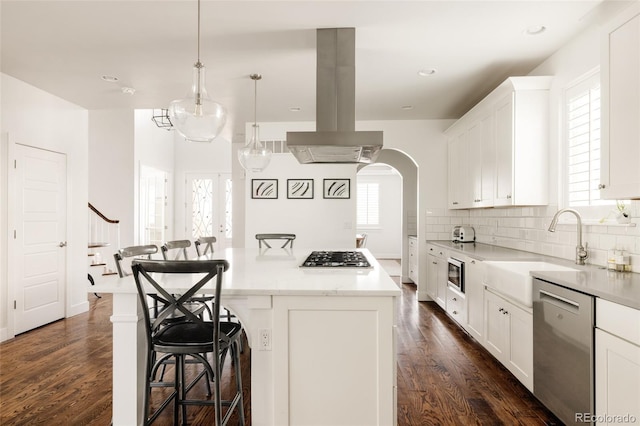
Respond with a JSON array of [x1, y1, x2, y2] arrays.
[[59, 241, 67, 247]]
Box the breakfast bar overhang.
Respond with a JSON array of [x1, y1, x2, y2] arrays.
[[91, 248, 401, 426]]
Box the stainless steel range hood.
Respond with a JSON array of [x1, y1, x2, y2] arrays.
[[287, 28, 383, 164]]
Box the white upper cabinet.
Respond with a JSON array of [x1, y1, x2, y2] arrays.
[[448, 131, 470, 208], [446, 76, 552, 209], [601, 2, 640, 199], [494, 93, 515, 205]]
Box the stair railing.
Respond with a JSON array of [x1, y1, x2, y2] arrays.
[[88, 203, 120, 282], [88, 203, 120, 248]]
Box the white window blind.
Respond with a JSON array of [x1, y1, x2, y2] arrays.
[[357, 183, 379, 226], [566, 73, 606, 207]]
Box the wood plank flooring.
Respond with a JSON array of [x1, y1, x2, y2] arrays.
[[0, 278, 560, 425]]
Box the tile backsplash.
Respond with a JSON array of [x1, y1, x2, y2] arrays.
[[426, 204, 640, 272]]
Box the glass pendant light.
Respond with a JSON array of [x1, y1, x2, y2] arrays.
[[238, 74, 272, 172], [168, 0, 227, 143]]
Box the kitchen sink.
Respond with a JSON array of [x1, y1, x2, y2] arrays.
[[483, 261, 579, 307]]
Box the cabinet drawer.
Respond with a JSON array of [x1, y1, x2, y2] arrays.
[[446, 286, 466, 324], [597, 299, 640, 346]]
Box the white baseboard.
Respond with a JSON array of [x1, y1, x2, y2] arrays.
[[417, 291, 434, 302], [0, 327, 9, 343], [68, 300, 89, 317]]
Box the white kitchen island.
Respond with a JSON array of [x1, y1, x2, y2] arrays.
[[90, 248, 401, 426]]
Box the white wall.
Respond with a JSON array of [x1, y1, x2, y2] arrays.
[[1, 73, 89, 341], [243, 153, 358, 249], [232, 121, 314, 248], [89, 109, 135, 247]]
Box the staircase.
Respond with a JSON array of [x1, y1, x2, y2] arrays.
[[88, 203, 120, 289]]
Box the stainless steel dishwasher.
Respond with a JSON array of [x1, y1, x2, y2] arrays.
[[533, 278, 595, 426]]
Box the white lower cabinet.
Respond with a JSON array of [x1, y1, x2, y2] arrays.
[[483, 289, 533, 391], [426, 245, 448, 308], [272, 295, 397, 425], [464, 258, 484, 342], [595, 299, 640, 425]]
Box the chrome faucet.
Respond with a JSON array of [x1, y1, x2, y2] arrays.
[[548, 208, 588, 265]]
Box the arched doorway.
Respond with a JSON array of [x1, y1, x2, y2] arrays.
[[358, 148, 418, 283]]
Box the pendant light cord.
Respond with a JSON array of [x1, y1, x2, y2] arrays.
[[197, 0, 201, 64], [250, 74, 262, 127], [254, 78, 258, 126]]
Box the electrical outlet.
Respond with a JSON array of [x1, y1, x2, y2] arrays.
[[259, 328, 271, 351]]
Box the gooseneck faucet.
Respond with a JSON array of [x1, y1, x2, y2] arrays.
[[548, 208, 588, 265]]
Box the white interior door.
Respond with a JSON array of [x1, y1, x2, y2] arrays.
[[11, 144, 67, 334], [139, 165, 169, 248], [185, 173, 232, 251]]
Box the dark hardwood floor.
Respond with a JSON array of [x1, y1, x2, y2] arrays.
[[0, 278, 560, 425]]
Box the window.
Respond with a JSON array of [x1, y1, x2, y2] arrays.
[[566, 71, 607, 207], [357, 183, 379, 226]]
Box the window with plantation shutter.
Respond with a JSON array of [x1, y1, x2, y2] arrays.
[[566, 72, 610, 207], [357, 183, 379, 226]]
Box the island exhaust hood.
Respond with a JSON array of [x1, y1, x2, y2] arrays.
[[287, 28, 383, 164]]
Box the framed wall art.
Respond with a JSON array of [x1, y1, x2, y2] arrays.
[[252, 179, 278, 199], [323, 178, 350, 199], [287, 179, 314, 199]]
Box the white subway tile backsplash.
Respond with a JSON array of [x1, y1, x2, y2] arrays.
[[426, 204, 639, 268]]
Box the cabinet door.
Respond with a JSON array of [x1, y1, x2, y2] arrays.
[[426, 253, 438, 300], [448, 132, 469, 209], [506, 301, 533, 391], [494, 93, 515, 206], [479, 113, 496, 207], [464, 259, 484, 342], [484, 290, 508, 359], [596, 329, 640, 425], [468, 120, 483, 206], [601, 5, 640, 199], [436, 259, 448, 310]]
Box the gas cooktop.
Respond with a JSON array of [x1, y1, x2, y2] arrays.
[[301, 251, 371, 268]]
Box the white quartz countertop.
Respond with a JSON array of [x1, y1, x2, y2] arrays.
[[428, 240, 640, 310], [90, 248, 401, 297]]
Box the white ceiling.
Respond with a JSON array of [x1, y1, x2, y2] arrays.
[[0, 0, 630, 141]]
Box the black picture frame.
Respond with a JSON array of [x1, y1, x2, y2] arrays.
[[251, 179, 278, 199], [323, 178, 350, 199], [287, 179, 314, 199]]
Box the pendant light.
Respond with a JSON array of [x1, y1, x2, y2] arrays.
[[168, 0, 227, 143], [238, 74, 272, 172]]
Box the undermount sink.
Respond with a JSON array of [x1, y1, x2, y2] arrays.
[[483, 261, 579, 307]]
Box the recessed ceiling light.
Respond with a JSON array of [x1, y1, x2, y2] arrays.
[[121, 87, 136, 95], [525, 25, 546, 35], [101, 75, 119, 83], [417, 68, 437, 77], [289, 107, 301, 112], [401, 105, 414, 110]]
